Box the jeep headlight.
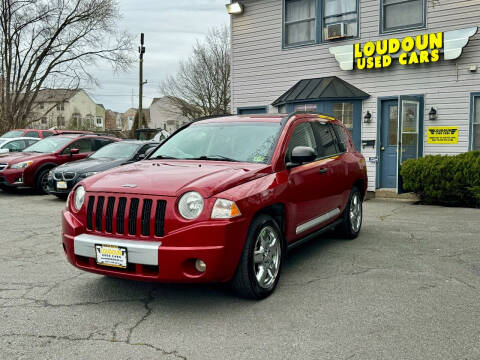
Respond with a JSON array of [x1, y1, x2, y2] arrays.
[[211, 199, 241, 219], [73, 186, 85, 211], [10, 160, 33, 169], [178, 191, 204, 220]]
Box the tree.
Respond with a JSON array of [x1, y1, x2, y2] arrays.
[[159, 26, 231, 120], [0, 0, 133, 134]]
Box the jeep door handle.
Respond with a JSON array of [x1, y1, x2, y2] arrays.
[[318, 168, 328, 174]]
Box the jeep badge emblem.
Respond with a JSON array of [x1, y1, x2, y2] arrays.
[[122, 184, 137, 188]]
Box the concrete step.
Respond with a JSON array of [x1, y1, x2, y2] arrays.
[[374, 188, 419, 201]]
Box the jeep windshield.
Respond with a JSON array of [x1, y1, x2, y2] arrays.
[[149, 122, 281, 164], [23, 136, 72, 153]]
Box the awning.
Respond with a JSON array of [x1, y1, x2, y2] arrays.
[[272, 76, 370, 107]]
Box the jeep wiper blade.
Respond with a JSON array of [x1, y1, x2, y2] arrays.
[[189, 155, 240, 162], [150, 155, 179, 160]]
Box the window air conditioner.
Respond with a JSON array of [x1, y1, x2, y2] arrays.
[[326, 23, 347, 40]]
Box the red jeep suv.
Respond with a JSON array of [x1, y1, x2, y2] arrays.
[[62, 113, 367, 299], [0, 134, 119, 193]]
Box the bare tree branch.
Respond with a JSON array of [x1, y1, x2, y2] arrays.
[[159, 26, 231, 121], [0, 0, 134, 132]]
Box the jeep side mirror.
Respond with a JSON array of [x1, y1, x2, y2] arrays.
[[69, 148, 80, 155], [287, 146, 317, 168]]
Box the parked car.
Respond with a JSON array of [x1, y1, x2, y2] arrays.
[[47, 140, 159, 198], [61, 113, 367, 299], [134, 128, 170, 142], [0, 134, 119, 193], [1, 129, 93, 139], [0, 137, 39, 154]]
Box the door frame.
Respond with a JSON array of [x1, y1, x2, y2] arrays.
[[376, 94, 424, 192], [469, 92, 480, 150]]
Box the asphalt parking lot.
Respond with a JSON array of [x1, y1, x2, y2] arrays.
[[0, 191, 479, 360]]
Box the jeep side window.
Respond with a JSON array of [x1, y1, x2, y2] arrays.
[[286, 122, 317, 163], [312, 122, 338, 158], [332, 124, 348, 153]]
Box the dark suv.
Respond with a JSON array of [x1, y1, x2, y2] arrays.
[[0, 134, 119, 193], [62, 113, 367, 299], [47, 141, 159, 198]]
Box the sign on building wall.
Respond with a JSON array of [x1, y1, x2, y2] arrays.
[[329, 27, 477, 71], [427, 127, 459, 144]]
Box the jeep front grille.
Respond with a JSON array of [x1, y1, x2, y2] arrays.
[[85, 194, 166, 238]]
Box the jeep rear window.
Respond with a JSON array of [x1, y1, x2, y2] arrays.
[[23, 136, 72, 153], [150, 122, 281, 164]]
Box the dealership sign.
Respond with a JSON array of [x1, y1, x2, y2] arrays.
[[330, 27, 477, 71], [427, 127, 459, 144]]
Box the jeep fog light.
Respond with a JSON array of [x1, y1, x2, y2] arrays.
[[211, 199, 241, 219], [73, 186, 85, 211], [195, 259, 206, 273]]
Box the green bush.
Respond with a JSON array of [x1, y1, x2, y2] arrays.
[[400, 151, 480, 207]]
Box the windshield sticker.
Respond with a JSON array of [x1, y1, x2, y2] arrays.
[[253, 156, 265, 163]]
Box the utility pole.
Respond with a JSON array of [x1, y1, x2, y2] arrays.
[[138, 33, 146, 127]]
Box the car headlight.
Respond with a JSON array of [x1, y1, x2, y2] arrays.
[[73, 186, 85, 211], [80, 172, 98, 178], [211, 199, 242, 219], [178, 191, 204, 220], [10, 160, 33, 169]]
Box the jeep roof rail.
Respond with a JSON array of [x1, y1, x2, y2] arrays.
[[280, 111, 336, 127]]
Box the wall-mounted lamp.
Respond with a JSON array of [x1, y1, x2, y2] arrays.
[[429, 107, 437, 121], [226, 2, 244, 15], [364, 111, 372, 123]]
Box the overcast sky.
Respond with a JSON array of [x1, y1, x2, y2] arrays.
[[86, 0, 229, 113]]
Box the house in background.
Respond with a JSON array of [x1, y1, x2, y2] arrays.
[[105, 109, 122, 130], [31, 89, 102, 130], [150, 97, 190, 133], [121, 108, 150, 131], [95, 104, 105, 130]]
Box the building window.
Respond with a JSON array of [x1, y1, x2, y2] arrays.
[[284, 0, 316, 47], [381, 0, 425, 33], [333, 102, 354, 135], [96, 116, 103, 126], [41, 117, 47, 125], [473, 95, 480, 151], [39, 103, 44, 110], [56, 102, 64, 111], [294, 103, 317, 112], [57, 116, 65, 127], [323, 0, 358, 40]]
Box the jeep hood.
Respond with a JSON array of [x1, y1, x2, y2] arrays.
[[84, 160, 272, 198]]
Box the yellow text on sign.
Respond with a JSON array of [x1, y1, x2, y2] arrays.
[[427, 127, 459, 144]]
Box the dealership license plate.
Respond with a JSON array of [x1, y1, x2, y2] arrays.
[[95, 244, 127, 269], [57, 181, 67, 189]]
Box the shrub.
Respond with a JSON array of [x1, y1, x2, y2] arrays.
[[400, 151, 480, 207]]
